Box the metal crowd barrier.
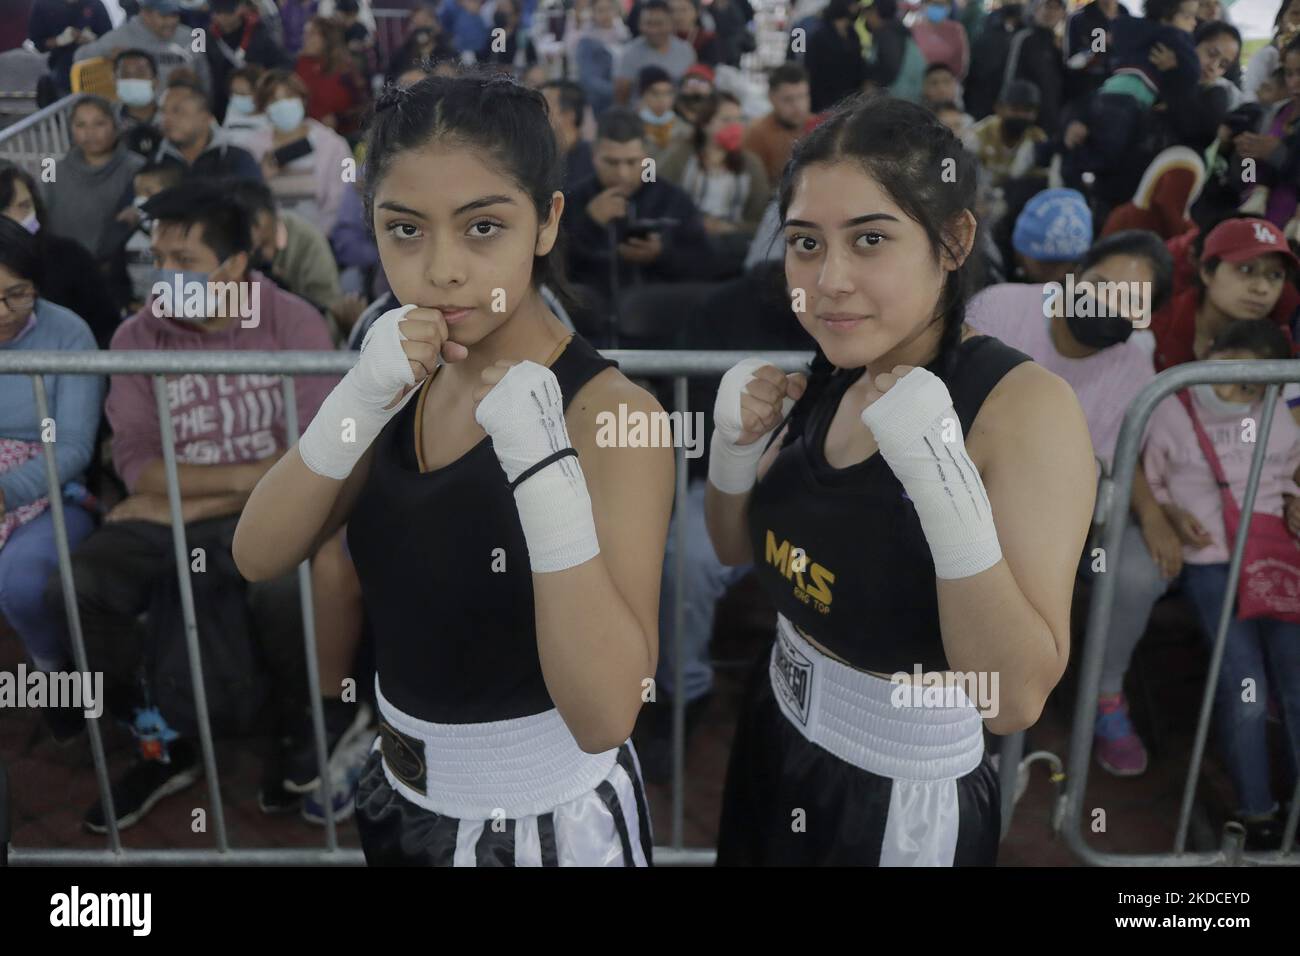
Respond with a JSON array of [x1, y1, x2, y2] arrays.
[[0, 93, 75, 177], [0, 348, 817, 867], [1065, 359, 1300, 865]]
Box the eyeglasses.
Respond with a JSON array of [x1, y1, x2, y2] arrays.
[[0, 287, 36, 312]]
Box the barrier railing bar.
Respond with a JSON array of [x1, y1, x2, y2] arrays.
[[152, 375, 229, 851], [280, 376, 339, 848], [31, 373, 122, 853], [1175, 384, 1280, 853], [5, 845, 719, 866], [1065, 359, 1300, 866], [671, 375, 688, 851]]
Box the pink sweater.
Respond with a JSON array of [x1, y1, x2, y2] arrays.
[[106, 272, 340, 493], [1143, 389, 1300, 564], [911, 20, 969, 79]]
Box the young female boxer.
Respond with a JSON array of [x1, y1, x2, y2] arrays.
[[234, 74, 674, 866], [706, 96, 1097, 866]]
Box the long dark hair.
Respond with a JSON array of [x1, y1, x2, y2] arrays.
[[778, 94, 979, 448], [361, 72, 579, 309]]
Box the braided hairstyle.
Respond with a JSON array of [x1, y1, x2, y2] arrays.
[[362, 72, 579, 307], [777, 94, 980, 450]]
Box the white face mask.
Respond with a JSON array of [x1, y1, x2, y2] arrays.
[[116, 78, 156, 108], [1191, 382, 1255, 417], [266, 98, 306, 132], [228, 94, 256, 116]]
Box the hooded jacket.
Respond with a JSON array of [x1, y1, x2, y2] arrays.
[[75, 14, 213, 93]]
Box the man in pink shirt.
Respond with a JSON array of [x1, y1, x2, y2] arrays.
[[57, 181, 340, 834]]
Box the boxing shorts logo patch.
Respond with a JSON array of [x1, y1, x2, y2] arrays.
[[772, 628, 813, 726], [379, 719, 426, 795]]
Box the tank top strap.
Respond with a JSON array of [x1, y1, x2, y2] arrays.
[[548, 333, 619, 410], [941, 334, 1033, 434]]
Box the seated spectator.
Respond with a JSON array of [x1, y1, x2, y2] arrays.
[[329, 178, 385, 300], [44, 96, 146, 263], [0, 218, 105, 742], [333, 0, 379, 79], [226, 177, 356, 342], [482, 0, 538, 74], [0, 166, 122, 348], [963, 79, 1047, 188], [295, 16, 366, 138], [114, 161, 186, 313], [1006, 0, 1068, 136], [62, 181, 338, 832], [76, 0, 214, 93], [221, 64, 271, 150], [862, 0, 925, 102], [1010, 187, 1094, 284], [1242, 0, 1300, 103], [637, 65, 687, 157], [659, 91, 769, 275], [966, 1, 1024, 118], [244, 68, 352, 234], [1149, 216, 1297, 371], [574, 0, 630, 118], [669, 0, 721, 67], [741, 63, 811, 184], [920, 61, 964, 112], [114, 49, 165, 159], [614, 0, 697, 106], [674, 63, 716, 129], [967, 229, 1173, 777], [440, 0, 491, 61], [155, 74, 265, 180], [541, 79, 597, 191], [1143, 317, 1300, 851], [280, 0, 320, 57], [912, 0, 969, 79], [562, 107, 712, 341], [386, 8, 457, 83], [1064, 0, 1131, 102], [1236, 35, 1300, 229], [27, 0, 113, 95], [806, 0, 866, 114], [206, 0, 293, 122]]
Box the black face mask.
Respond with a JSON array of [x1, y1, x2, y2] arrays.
[[1002, 117, 1031, 139], [1065, 310, 1133, 349]]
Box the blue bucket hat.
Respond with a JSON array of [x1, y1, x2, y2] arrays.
[[1012, 188, 1092, 262]]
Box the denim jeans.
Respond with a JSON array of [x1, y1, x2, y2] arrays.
[[1182, 561, 1300, 817], [0, 505, 96, 671], [656, 479, 750, 703]]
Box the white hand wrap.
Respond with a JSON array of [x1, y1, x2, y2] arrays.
[[474, 360, 599, 573], [298, 303, 420, 480], [709, 358, 795, 495], [859, 367, 1002, 580]]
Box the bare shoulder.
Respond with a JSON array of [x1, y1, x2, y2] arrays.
[[566, 366, 666, 437], [968, 360, 1091, 471]]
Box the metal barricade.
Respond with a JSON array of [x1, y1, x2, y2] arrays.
[[0, 93, 76, 177], [1064, 359, 1300, 865], [0, 348, 812, 866]]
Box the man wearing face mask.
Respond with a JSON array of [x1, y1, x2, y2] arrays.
[[114, 49, 166, 159], [58, 181, 339, 833], [27, 0, 113, 95], [963, 79, 1047, 187], [205, 0, 292, 123], [154, 75, 264, 181]]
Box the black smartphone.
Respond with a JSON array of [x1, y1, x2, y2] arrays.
[[624, 218, 676, 240], [272, 137, 314, 167]]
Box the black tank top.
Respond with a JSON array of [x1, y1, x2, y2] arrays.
[[747, 334, 1032, 674], [346, 334, 618, 724]]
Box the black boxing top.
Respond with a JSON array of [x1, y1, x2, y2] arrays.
[[346, 333, 617, 724], [747, 334, 1032, 675]]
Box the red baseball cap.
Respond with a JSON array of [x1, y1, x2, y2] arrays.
[[1201, 217, 1300, 268], [683, 64, 715, 85]]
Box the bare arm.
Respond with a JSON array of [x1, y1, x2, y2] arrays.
[[133, 454, 281, 499], [233, 444, 375, 582], [936, 365, 1096, 735], [532, 378, 675, 753]]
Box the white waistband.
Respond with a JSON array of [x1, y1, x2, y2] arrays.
[[768, 615, 985, 782], [375, 679, 619, 820]]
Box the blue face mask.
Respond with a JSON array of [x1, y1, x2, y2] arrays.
[[925, 4, 950, 21], [116, 78, 155, 108], [639, 105, 674, 126], [150, 268, 212, 323], [228, 94, 256, 116], [266, 97, 305, 132]]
